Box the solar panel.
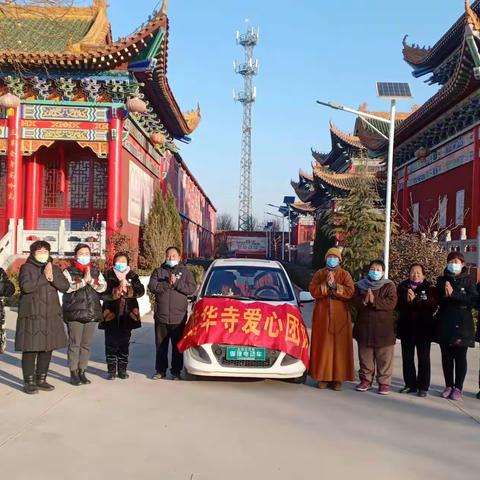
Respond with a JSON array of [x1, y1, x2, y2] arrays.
[[376, 82, 412, 99]]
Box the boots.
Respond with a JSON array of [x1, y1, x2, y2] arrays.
[[70, 370, 82, 386], [107, 362, 117, 380], [118, 362, 129, 380], [23, 375, 39, 395], [78, 370, 91, 385], [36, 373, 55, 391]]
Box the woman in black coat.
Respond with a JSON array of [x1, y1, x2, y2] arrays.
[[436, 252, 478, 401], [15, 241, 70, 394], [0, 268, 16, 354], [396, 263, 437, 397], [100, 252, 145, 380]]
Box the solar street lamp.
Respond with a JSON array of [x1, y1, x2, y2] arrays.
[[317, 82, 412, 278]]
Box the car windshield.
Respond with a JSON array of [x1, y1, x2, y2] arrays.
[[203, 266, 294, 301]]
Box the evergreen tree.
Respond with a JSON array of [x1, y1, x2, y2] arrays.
[[322, 171, 385, 279], [312, 215, 333, 269], [141, 187, 183, 271]]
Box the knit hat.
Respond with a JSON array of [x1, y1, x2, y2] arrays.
[[325, 247, 342, 261]]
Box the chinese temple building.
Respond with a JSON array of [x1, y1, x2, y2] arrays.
[[389, 0, 480, 240], [0, 0, 216, 266]]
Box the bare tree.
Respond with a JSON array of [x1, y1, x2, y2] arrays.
[[216, 213, 235, 231]]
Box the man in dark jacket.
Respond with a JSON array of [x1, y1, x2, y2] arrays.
[[148, 247, 197, 379]]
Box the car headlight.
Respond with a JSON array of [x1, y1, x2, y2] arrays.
[[280, 354, 299, 366], [190, 346, 212, 364]]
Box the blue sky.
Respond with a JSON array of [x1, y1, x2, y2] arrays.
[[106, 0, 463, 224]]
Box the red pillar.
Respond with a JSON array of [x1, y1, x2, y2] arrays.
[[402, 166, 409, 230], [6, 106, 22, 236], [107, 107, 123, 235], [470, 126, 480, 238], [24, 151, 40, 230]]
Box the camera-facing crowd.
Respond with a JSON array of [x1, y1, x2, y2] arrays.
[[309, 247, 480, 400]]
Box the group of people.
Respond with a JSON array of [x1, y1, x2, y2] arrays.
[[0, 241, 195, 395], [309, 247, 480, 400]]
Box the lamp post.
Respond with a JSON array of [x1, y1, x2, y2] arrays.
[[316, 82, 411, 278]]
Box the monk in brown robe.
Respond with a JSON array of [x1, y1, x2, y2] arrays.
[[308, 248, 355, 391]]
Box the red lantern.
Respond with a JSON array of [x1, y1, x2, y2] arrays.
[[126, 97, 147, 114]]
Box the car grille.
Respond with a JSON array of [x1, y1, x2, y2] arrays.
[[212, 344, 280, 368]]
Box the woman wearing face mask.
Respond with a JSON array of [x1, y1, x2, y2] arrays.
[[436, 252, 477, 401], [353, 260, 397, 395], [100, 252, 145, 380], [396, 263, 437, 397], [62, 244, 107, 385], [308, 248, 355, 391], [15, 241, 70, 394]]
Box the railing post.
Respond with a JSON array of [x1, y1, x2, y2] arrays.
[[100, 221, 107, 258], [16, 218, 23, 255], [58, 220, 65, 256]]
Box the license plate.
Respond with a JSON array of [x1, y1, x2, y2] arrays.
[[226, 346, 266, 361]]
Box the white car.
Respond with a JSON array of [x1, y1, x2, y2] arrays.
[[183, 258, 312, 382]]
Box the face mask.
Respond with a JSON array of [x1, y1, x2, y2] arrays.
[[368, 270, 383, 281], [77, 256, 90, 266], [35, 254, 49, 264], [447, 262, 462, 274], [114, 262, 128, 273], [326, 256, 340, 269], [165, 260, 179, 268]]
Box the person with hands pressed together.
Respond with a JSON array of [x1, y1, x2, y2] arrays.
[[353, 260, 397, 395], [15, 241, 70, 394], [62, 243, 107, 385], [396, 263, 437, 397], [308, 248, 355, 391], [148, 246, 197, 380], [100, 253, 145, 380], [436, 252, 477, 401]]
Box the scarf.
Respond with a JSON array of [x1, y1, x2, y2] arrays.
[[409, 280, 422, 290], [72, 259, 90, 273], [113, 266, 131, 293], [356, 276, 392, 291]]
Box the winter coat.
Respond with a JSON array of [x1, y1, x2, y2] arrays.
[[0, 267, 15, 326], [0, 268, 15, 353], [99, 269, 145, 331], [15, 257, 70, 352], [435, 268, 478, 348], [396, 279, 437, 343], [353, 281, 398, 348], [148, 263, 197, 325], [62, 264, 106, 323], [308, 267, 355, 382]]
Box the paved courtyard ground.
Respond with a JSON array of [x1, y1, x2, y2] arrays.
[[0, 305, 479, 480]]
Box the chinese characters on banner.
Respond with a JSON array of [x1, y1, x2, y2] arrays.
[[178, 298, 310, 368]]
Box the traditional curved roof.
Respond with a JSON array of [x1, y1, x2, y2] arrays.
[[402, 0, 480, 77], [313, 164, 376, 191], [329, 121, 364, 150], [290, 201, 316, 214], [311, 148, 329, 164], [0, 0, 199, 137]]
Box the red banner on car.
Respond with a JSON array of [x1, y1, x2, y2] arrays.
[[178, 297, 309, 368]]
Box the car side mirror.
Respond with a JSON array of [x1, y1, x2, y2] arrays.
[[299, 291, 314, 304]]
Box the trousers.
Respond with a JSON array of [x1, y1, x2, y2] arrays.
[[105, 327, 131, 372], [22, 351, 52, 378], [155, 322, 185, 375], [67, 321, 96, 371], [440, 345, 468, 390], [401, 339, 431, 391], [358, 344, 394, 386]]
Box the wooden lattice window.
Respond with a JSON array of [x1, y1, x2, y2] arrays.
[[93, 160, 107, 209], [68, 159, 90, 209], [0, 156, 6, 208], [43, 157, 64, 209]]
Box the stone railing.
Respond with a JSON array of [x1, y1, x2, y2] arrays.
[[17, 219, 107, 258], [439, 226, 480, 266]]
